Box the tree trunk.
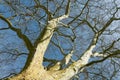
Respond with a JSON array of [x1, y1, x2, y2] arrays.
[[7, 15, 95, 80], [8, 19, 57, 80]]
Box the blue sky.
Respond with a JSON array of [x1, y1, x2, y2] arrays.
[[0, 0, 120, 79]]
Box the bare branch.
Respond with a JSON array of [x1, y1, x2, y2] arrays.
[[68, 0, 90, 25], [84, 50, 120, 67], [92, 38, 120, 57], [0, 15, 35, 72], [49, 62, 61, 71], [0, 27, 9, 30], [51, 40, 66, 55], [65, 0, 71, 15], [0, 15, 34, 53], [65, 50, 73, 65], [83, 19, 97, 33], [53, 0, 64, 16], [99, 17, 120, 35], [34, 0, 53, 20]]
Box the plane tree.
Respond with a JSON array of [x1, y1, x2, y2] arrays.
[[0, 0, 120, 80]]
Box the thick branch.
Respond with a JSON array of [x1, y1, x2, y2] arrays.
[[93, 38, 120, 57], [8, 1, 71, 79], [65, 0, 71, 15], [0, 15, 35, 72], [52, 33, 99, 79], [55, 15, 120, 79], [28, 4, 71, 72], [85, 50, 120, 67], [0, 15, 34, 53]]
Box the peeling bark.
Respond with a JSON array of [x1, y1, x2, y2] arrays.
[[2, 0, 120, 80]]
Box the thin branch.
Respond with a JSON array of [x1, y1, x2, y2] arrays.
[[44, 57, 58, 63], [51, 40, 66, 56], [56, 30, 73, 41], [83, 19, 97, 33], [50, 0, 71, 22], [53, 0, 64, 16], [34, 0, 53, 20], [99, 17, 120, 35], [68, 0, 90, 25], [87, 71, 109, 80], [0, 27, 9, 30], [0, 73, 17, 80]]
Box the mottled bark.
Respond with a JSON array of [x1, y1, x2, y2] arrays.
[[2, 0, 120, 80], [7, 2, 71, 79]]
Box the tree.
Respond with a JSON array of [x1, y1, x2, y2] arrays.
[[0, 0, 120, 80]]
